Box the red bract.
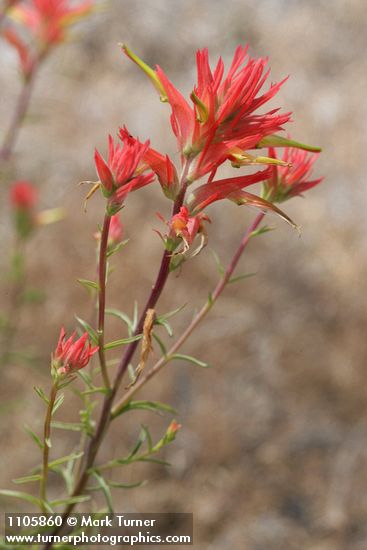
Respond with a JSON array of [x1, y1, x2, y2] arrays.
[[142, 147, 179, 200], [169, 206, 209, 248], [264, 146, 323, 202], [94, 128, 155, 213], [53, 328, 98, 376], [108, 213, 123, 244], [10, 180, 37, 209], [11, 0, 93, 47], [123, 44, 290, 181]]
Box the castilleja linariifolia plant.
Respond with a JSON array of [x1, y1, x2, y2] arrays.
[[0, 40, 323, 548]]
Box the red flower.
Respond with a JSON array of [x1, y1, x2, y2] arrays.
[[123, 44, 290, 181], [11, 0, 93, 47], [108, 213, 123, 244], [263, 146, 323, 202], [10, 180, 37, 209], [53, 328, 98, 376], [94, 128, 155, 213], [169, 206, 209, 249], [142, 147, 179, 200]]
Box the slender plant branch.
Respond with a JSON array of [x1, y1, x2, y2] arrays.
[[97, 214, 111, 389], [0, 66, 38, 164], [42, 160, 193, 549], [40, 382, 58, 512], [111, 211, 265, 417]]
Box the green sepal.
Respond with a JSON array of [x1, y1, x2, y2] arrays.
[[257, 134, 322, 152]]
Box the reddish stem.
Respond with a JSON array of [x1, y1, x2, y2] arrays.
[[0, 67, 38, 164], [97, 214, 111, 389]]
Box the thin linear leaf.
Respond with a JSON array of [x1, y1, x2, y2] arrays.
[[0, 490, 42, 507], [155, 303, 187, 328], [112, 400, 177, 420], [91, 471, 113, 513], [106, 239, 129, 258], [51, 421, 83, 432], [137, 457, 171, 466], [81, 386, 110, 396], [75, 316, 99, 344], [210, 249, 225, 275], [170, 353, 211, 368], [105, 308, 133, 335], [104, 334, 142, 350], [48, 452, 84, 470], [155, 318, 173, 337], [132, 301, 138, 332], [24, 425, 44, 449], [50, 495, 90, 507], [228, 272, 257, 284], [12, 474, 42, 484], [141, 425, 153, 453], [52, 393, 65, 415], [33, 386, 49, 405], [77, 278, 100, 293], [152, 333, 167, 356], [250, 225, 274, 238], [77, 369, 94, 389], [108, 480, 147, 489]]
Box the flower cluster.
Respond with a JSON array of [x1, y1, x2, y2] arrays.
[[263, 147, 323, 202], [94, 129, 155, 215], [119, 44, 322, 248], [3, 0, 93, 77], [52, 328, 98, 377]]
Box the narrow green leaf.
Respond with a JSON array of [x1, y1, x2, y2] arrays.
[[141, 425, 153, 453], [77, 369, 94, 389], [257, 134, 322, 152], [156, 304, 187, 322], [48, 452, 84, 470], [81, 386, 110, 396], [112, 400, 177, 420], [170, 353, 211, 368], [77, 278, 100, 293], [250, 225, 274, 238], [75, 316, 98, 344], [108, 480, 147, 489], [12, 474, 42, 484], [51, 421, 83, 432], [50, 495, 90, 507], [132, 301, 138, 332], [52, 393, 65, 415], [104, 334, 142, 350], [106, 239, 129, 258], [105, 308, 133, 335], [24, 425, 44, 449], [228, 272, 257, 284], [33, 386, 49, 405], [210, 249, 225, 275], [0, 490, 42, 506], [152, 333, 167, 356], [155, 318, 173, 337], [137, 457, 171, 466], [45, 437, 52, 449], [91, 471, 113, 513]]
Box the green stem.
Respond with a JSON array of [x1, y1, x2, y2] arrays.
[[40, 382, 58, 511]]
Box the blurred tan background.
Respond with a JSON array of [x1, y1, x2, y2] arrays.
[[1, 0, 367, 548]]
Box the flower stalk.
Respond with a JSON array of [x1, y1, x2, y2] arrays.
[[111, 211, 265, 417], [40, 381, 58, 512], [97, 214, 112, 390]]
